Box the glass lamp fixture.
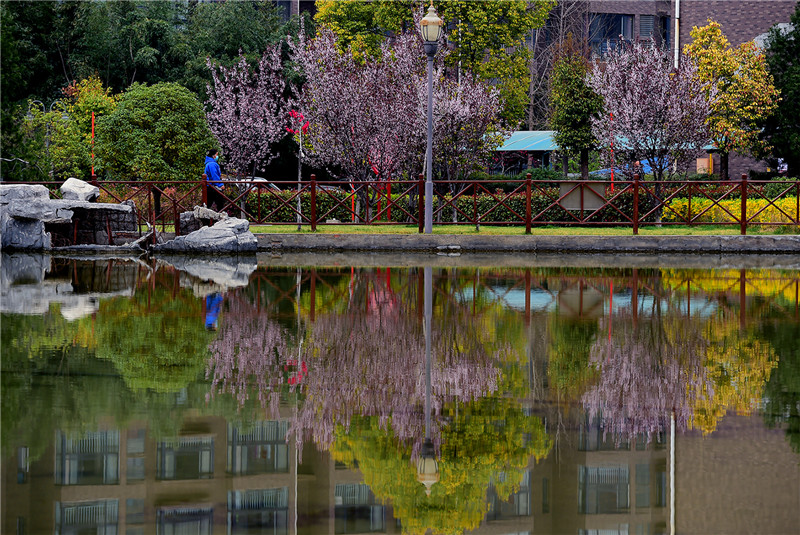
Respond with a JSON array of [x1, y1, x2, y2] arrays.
[[420, 2, 443, 43]]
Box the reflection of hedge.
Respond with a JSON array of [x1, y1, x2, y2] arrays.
[[663, 196, 799, 225], [241, 188, 661, 224]]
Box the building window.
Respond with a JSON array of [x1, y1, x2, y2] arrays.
[[228, 488, 289, 535], [157, 506, 213, 535], [335, 484, 385, 534], [590, 13, 634, 55], [157, 436, 214, 480], [635, 464, 650, 508], [17, 447, 29, 484], [660, 16, 671, 48], [54, 430, 120, 485], [227, 421, 289, 475], [126, 498, 145, 525], [578, 465, 630, 514], [640, 15, 655, 39], [487, 470, 531, 519]]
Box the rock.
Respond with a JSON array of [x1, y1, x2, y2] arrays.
[[155, 255, 257, 293], [60, 177, 100, 202], [179, 211, 202, 234], [0, 184, 50, 205], [193, 205, 228, 223], [0, 210, 51, 250], [151, 216, 257, 254]]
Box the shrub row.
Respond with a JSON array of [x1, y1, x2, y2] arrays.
[[662, 196, 799, 225], [240, 187, 662, 224]]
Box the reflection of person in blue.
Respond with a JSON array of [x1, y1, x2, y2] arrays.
[[206, 292, 223, 331]]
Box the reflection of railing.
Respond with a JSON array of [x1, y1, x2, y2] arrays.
[[229, 488, 289, 510], [57, 499, 118, 527], [335, 483, 376, 505], [22, 175, 800, 237], [242, 267, 800, 330], [61, 430, 119, 453], [228, 421, 288, 443]]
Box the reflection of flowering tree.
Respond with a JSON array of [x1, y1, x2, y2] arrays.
[[206, 297, 292, 419], [292, 310, 501, 451], [582, 318, 712, 442]]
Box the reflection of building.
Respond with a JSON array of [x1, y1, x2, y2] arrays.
[[4, 410, 799, 534]]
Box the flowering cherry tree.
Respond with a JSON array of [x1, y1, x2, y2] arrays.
[[293, 26, 509, 221], [206, 45, 289, 179], [292, 29, 419, 184], [589, 42, 710, 190]]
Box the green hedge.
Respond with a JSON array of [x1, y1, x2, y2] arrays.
[[240, 186, 661, 224]]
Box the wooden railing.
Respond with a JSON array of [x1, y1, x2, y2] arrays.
[[21, 174, 800, 236]]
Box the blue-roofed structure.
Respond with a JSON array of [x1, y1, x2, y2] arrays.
[[496, 131, 559, 152]]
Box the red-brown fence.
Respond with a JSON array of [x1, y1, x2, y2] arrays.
[[21, 173, 800, 236]]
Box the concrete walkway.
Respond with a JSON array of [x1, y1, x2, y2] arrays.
[[257, 233, 800, 254]]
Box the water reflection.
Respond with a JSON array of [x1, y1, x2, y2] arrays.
[[2, 254, 799, 534]]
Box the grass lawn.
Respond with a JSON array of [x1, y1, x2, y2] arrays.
[[247, 224, 797, 236]]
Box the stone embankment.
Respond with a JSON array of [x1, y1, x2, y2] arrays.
[[0, 181, 257, 255]]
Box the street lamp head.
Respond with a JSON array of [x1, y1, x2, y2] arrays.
[[49, 100, 69, 121], [420, 2, 443, 43], [415, 438, 439, 496]]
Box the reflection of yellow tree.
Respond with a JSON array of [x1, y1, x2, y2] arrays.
[[329, 397, 551, 535], [547, 315, 600, 403], [661, 268, 799, 303], [94, 272, 213, 392], [692, 315, 778, 434]]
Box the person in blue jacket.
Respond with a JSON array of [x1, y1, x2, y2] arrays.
[[204, 149, 226, 211]]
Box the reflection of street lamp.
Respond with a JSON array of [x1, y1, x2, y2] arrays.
[[416, 266, 439, 495], [421, 2, 443, 234]]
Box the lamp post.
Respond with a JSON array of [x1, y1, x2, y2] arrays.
[[27, 100, 69, 180], [416, 266, 439, 495], [421, 2, 443, 234]]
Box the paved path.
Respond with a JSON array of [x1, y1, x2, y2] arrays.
[[257, 233, 800, 254]]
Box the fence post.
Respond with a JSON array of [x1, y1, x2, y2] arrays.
[[473, 182, 479, 231], [201, 173, 208, 207], [310, 174, 317, 232], [740, 173, 747, 235], [174, 201, 181, 237], [525, 172, 532, 235], [149, 183, 157, 245], [633, 174, 640, 235], [91, 173, 98, 187], [387, 180, 392, 221], [418, 173, 424, 234]]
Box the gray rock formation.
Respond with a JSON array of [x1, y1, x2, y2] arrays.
[[151, 216, 257, 254], [60, 177, 99, 202], [0, 252, 135, 319], [1, 184, 138, 250], [155, 254, 257, 294]]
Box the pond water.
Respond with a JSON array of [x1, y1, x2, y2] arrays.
[[2, 253, 799, 535]]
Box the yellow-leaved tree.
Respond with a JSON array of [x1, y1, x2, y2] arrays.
[[684, 20, 779, 181]]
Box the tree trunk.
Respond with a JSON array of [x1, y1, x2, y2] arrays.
[[580, 148, 589, 180], [562, 153, 569, 179], [720, 152, 730, 182], [153, 188, 162, 218]]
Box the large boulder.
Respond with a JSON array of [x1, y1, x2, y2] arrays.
[[0, 211, 51, 250], [0, 184, 50, 205], [151, 217, 257, 254], [60, 177, 100, 202]]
